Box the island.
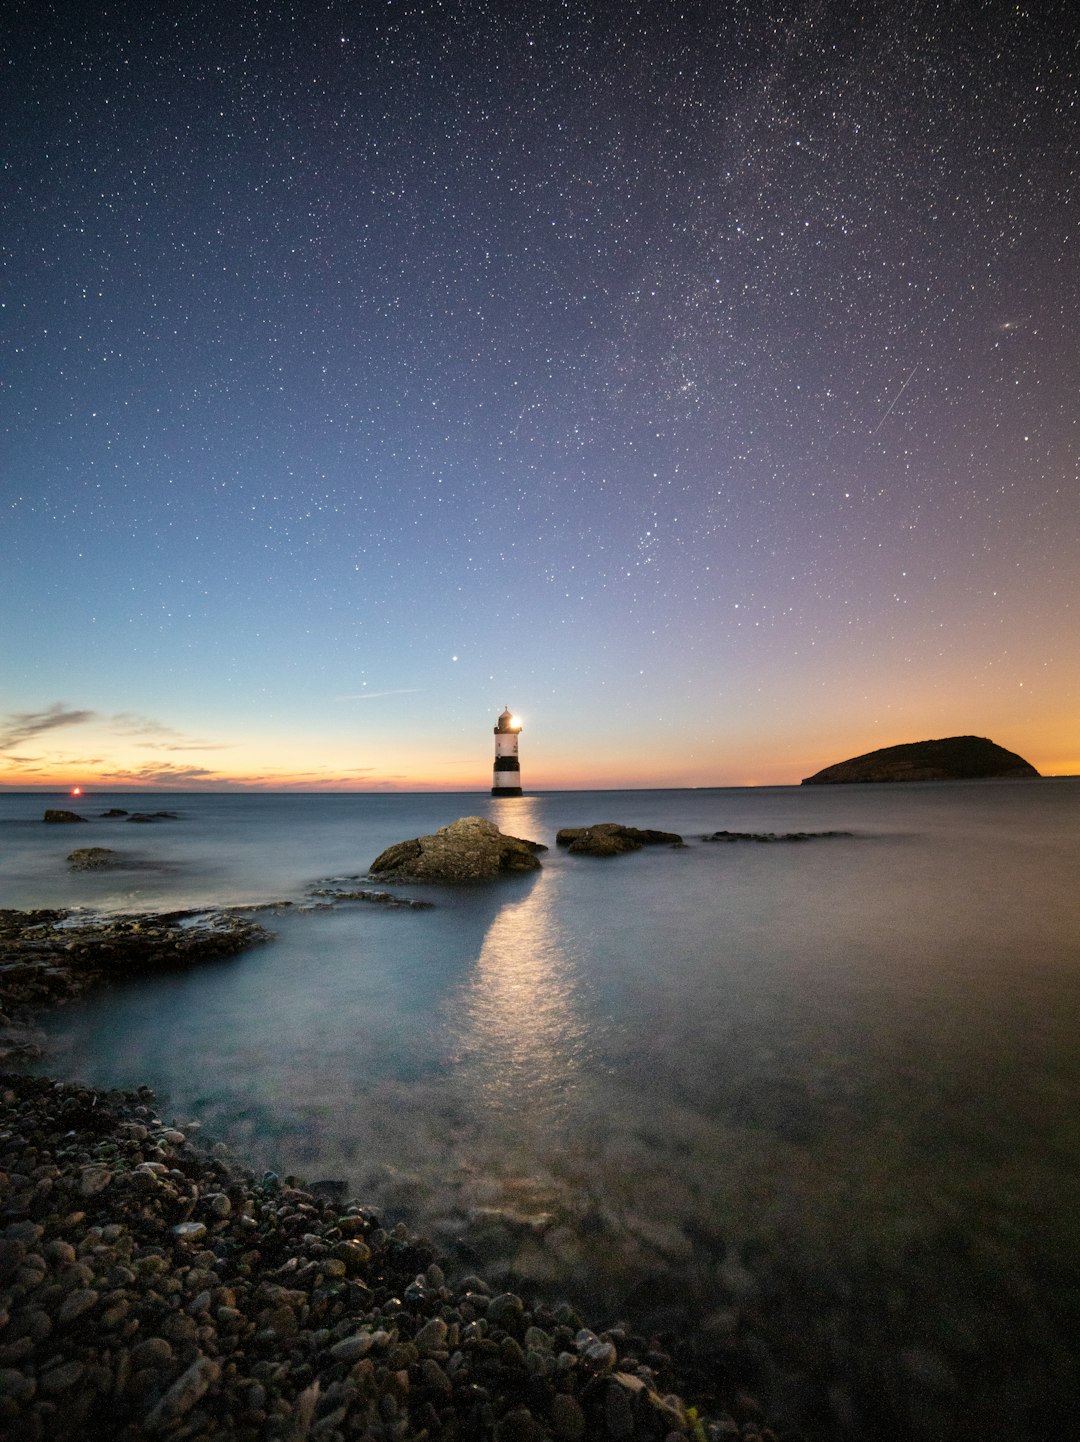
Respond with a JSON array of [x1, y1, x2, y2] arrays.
[[801, 734, 1040, 785]]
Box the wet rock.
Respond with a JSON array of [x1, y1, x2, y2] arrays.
[[100, 808, 129, 817], [67, 848, 119, 870], [555, 823, 683, 856], [370, 815, 545, 882], [487, 1291, 527, 1326], [702, 829, 853, 843], [143, 1354, 220, 1429], [79, 1166, 113, 1196], [551, 1390, 586, 1440], [307, 883, 434, 909], [0, 907, 271, 1017], [43, 810, 86, 824]]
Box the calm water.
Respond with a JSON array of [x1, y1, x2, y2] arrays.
[[3, 782, 1079, 1439]]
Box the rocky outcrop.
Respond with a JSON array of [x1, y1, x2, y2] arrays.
[[801, 735, 1039, 785], [556, 823, 683, 856], [42, 810, 86, 824], [0, 909, 272, 1065], [101, 808, 129, 817], [67, 847, 119, 870], [369, 816, 546, 882], [127, 811, 179, 823]]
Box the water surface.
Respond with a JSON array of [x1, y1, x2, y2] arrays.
[[4, 782, 1079, 1439]]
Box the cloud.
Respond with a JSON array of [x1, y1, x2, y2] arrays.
[[0, 703, 96, 750], [109, 713, 223, 752], [335, 689, 422, 702], [106, 764, 221, 784]]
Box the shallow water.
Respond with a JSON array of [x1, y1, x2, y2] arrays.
[[4, 782, 1080, 1438]]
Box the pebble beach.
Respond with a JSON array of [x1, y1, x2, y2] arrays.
[[0, 907, 789, 1442]]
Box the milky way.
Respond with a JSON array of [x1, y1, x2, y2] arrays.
[[3, 1, 1077, 787]]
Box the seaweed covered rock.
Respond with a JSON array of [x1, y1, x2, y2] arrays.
[[370, 815, 546, 882], [556, 823, 683, 856]]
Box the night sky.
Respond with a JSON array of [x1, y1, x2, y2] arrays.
[[4, 1, 1077, 789]]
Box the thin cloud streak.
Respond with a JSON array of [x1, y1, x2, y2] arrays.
[[0, 704, 96, 750]]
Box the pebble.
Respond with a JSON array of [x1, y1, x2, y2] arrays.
[[550, 1390, 586, 1440], [78, 1166, 112, 1197]]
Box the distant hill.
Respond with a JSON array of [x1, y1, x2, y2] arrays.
[[801, 735, 1040, 785]]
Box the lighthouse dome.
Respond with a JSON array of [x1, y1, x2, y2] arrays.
[[498, 707, 513, 724]]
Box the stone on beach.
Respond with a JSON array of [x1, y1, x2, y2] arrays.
[[370, 815, 546, 882], [555, 822, 683, 856]]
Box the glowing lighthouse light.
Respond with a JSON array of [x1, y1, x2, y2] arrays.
[[491, 707, 523, 797]]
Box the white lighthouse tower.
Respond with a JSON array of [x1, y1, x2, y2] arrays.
[[492, 707, 523, 796]]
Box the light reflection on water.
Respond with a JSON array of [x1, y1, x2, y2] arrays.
[[8, 781, 1080, 1440], [446, 868, 589, 1122]]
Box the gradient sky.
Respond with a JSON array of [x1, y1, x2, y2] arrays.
[[3, 0, 1077, 790]]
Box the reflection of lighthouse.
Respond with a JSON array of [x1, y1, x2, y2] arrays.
[[492, 707, 523, 797]]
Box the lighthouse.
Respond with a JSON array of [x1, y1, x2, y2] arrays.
[[492, 708, 523, 796]]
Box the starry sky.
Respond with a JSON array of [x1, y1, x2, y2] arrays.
[[3, 0, 1078, 790]]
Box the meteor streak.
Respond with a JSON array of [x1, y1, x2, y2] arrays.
[[871, 365, 919, 434]]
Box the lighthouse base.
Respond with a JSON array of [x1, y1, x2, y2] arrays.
[[491, 785, 522, 797]]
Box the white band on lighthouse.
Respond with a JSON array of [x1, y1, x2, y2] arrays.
[[492, 707, 523, 796]]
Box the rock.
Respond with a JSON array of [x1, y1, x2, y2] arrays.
[[126, 811, 178, 823], [555, 823, 683, 856], [413, 1316, 449, 1353], [144, 1354, 220, 1429], [0, 908, 272, 1014], [43, 810, 86, 824], [702, 829, 852, 843], [801, 735, 1039, 784], [306, 883, 434, 909], [67, 847, 118, 870], [370, 816, 545, 882], [550, 1391, 586, 1440], [100, 808, 129, 817], [39, 1359, 85, 1393], [171, 1221, 207, 1242], [486, 1291, 526, 1326], [79, 1165, 113, 1196]]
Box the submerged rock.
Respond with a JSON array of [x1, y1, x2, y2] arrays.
[[126, 810, 179, 822], [42, 809, 86, 824], [308, 884, 434, 909], [100, 807, 129, 817], [702, 829, 853, 843], [555, 823, 683, 856], [370, 816, 546, 882], [66, 847, 119, 870], [801, 735, 1039, 784]]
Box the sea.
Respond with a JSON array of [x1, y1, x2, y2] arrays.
[[2, 781, 1079, 1439]]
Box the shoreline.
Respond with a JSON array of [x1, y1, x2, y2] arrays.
[[0, 907, 792, 1442]]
